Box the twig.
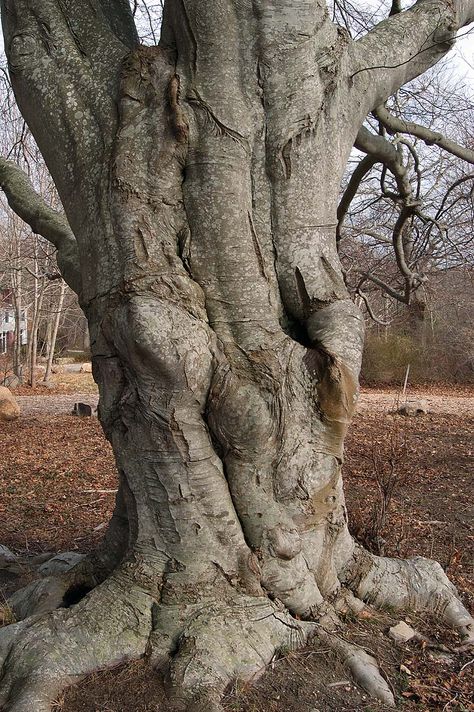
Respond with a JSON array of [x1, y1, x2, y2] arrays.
[[459, 658, 474, 673], [80, 489, 118, 494]]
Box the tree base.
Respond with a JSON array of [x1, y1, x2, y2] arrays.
[[1, 546, 472, 711]]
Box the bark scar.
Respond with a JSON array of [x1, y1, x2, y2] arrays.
[[168, 74, 189, 144]]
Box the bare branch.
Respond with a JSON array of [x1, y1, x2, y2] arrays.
[[360, 271, 409, 304], [356, 285, 393, 324], [374, 105, 474, 164], [337, 153, 377, 241], [0, 156, 81, 294]]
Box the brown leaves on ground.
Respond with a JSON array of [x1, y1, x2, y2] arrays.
[[0, 415, 115, 554]]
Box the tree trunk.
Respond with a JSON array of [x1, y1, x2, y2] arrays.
[[43, 279, 65, 383], [1, 2, 473, 710]]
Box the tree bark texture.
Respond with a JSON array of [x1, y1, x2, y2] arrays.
[[1, 2, 473, 710]]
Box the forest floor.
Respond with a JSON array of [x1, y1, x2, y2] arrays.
[[0, 378, 473, 711]]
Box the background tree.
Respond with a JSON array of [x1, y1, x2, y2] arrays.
[[0, 2, 473, 712], [0, 74, 79, 384]]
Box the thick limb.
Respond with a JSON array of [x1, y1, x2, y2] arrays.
[[350, 0, 474, 113]]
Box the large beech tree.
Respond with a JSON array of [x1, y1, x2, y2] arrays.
[[0, 2, 473, 710]]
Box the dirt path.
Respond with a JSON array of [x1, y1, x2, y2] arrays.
[[15, 388, 473, 417], [357, 389, 474, 415]]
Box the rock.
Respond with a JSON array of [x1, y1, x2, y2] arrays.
[[72, 402, 93, 417], [39, 552, 85, 577], [80, 362, 92, 373], [0, 545, 23, 578], [0, 386, 20, 421], [389, 621, 416, 643], [0, 544, 16, 562], [8, 577, 68, 620], [397, 399, 428, 417]]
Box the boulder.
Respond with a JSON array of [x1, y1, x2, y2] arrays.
[[0, 544, 16, 563], [0, 386, 20, 421], [7, 577, 68, 620], [39, 551, 85, 577], [0, 545, 22, 575], [80, 362, 92, 373]]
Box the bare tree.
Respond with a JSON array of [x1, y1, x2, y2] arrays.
[[0, 2, 473, 711], [336, 33, 474, 327]]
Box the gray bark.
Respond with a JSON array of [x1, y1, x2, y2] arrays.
[[1, 2, 473, 710]]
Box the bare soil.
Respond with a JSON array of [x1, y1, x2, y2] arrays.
[[0, 385, 473, 711]]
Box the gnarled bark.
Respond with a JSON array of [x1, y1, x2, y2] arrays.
[[1, 1, 473, 710]]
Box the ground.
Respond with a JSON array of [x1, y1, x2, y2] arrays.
[[0, 377, 473, 711]]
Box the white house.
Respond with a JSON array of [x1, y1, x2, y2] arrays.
[[0, 296, 27, 354]]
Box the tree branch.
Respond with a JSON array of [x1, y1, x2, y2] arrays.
[[354, 126, 414, 202], [350, 0, 474, 113], [374, 105, 474, 164], [1, 0, 134, 230], [337, 153, 377, 242], [98, 0, 139, 48], [0, 157, 81, 294], [359, 272, 409, 304]]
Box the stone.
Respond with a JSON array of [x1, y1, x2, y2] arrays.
[[72, 402, 93, 417], [80, 362, 92, 373], [0, 386, 20, 421], [38, 551, 85, 577], [397, 399, 429, 417], [8, 577, 67, 620], [0, 545, 16, 562], [0, 545, 22, 578], [389, 621, 416, 643]]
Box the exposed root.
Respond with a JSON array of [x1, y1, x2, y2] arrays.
[[166, 593, 313, 711], [316, 627, 395, 706], [0, 572, 154, 712], [1, 543, 472, 711], [342, 547, 474, 643]]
